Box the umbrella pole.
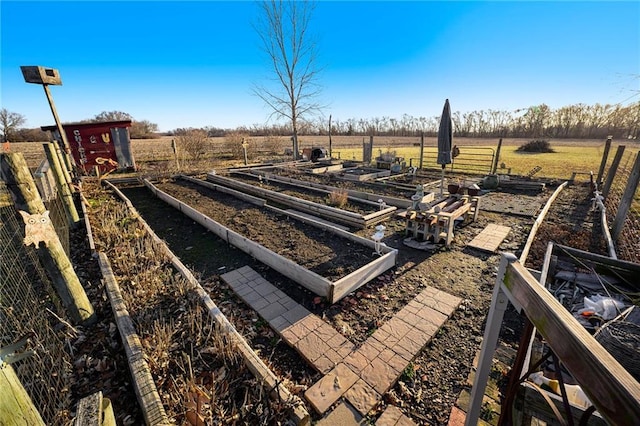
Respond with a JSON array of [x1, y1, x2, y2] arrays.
[[440, 165, 445, 196]]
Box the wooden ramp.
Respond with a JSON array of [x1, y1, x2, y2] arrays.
[[467, 224, 511, 252]]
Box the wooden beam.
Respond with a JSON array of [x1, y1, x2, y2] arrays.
[[43, 143, 80, 228], [98, 253, 171, 425], [503, 258, 640, 426], [0, 363, 45, 425], [612, 152, 640, 241], [519, 181, 568, 264], [0, 153, 95, 325], [74, 391, 116, 426], [601, 145, 625, 197], [595, 137, 612, 185]]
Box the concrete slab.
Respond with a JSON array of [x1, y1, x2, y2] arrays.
[[375, 405, 417, 426], [305, 363, 359, 414], [315, 402, 364, 426], [467, 224, 511, 252], [345, 379, 381, 416]]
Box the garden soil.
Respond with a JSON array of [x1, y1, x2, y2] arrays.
[[71, 178, 607, 425]]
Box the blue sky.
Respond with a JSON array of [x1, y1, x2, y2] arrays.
[[1, 1, 638, 132]]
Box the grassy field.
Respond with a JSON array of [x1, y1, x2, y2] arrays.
[[6, 136, 638, 180]]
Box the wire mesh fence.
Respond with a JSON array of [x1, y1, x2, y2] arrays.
[[602, 149, 640, 262], [0, 180, 73, 425]]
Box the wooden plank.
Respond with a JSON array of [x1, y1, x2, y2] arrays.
[[330, 251, 397, 303], [207, 173, 367, 226], [227, 231, 331, 298], [284, 209, 351, 231], [519, 181, 568, 264], [552, 243, 640, 274], [267, 204, 395, 254], [251, 172, 413, 208], [105, 186, 310, 425], [98, 253, 171, 425], [612, 152, 640, 240], [43, 143, 80, 227], [503, 259, 640, 426], [513, 382, 607, 426], [179, 175, 266, 207]]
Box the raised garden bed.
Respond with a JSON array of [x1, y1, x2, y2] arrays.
[[206, 172, 397, 228], [140, 178, 397, 303], [85, 180, 304, 424], [233, 169, 415, 209]]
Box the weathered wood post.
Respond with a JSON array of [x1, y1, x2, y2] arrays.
[[492, 138, 503, 174], [52, 141, 75, 194], [612, 152, 640, 241], [419, 132, 425, 169], [0, 363, 46, 425], [602, 145, 626, 198], [43, 143, 80, 228], [0, 152, 95, 325], [596, 136, 612, 186]]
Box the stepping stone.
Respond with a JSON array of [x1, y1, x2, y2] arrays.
[[221, 266, 353, 374], [376, 405, 417, 426], [305, 363, 359, 414], [467, 224, 511, 252], [316, 402, 364, 426]]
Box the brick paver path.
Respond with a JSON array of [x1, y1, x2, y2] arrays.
[[467, 224, 511, 252], [221, 266, 354, 374], [222, 266, 461, 419], [376, 405, 417, 426]]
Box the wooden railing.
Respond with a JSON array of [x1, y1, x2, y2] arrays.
[[466, 253, 640, 426]]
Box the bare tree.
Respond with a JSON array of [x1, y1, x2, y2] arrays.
[[254, 0, 323, 159], [0, 108, 26, 142]]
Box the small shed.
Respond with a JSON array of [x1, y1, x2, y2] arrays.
[[41, 120, 135, 174]]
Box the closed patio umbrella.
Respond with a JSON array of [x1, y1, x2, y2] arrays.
[[437, 99, 453, 196]]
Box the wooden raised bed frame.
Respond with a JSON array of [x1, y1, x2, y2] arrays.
[[141, 178, 397, 304], [206, 173, 397, 229]]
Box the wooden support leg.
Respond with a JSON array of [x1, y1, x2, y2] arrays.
[[466, 254, 517, 426]]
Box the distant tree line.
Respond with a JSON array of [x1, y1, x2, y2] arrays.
[[168, 102, 639, 141], [4, 102, 638, 142], [1, 109, 160, 142]]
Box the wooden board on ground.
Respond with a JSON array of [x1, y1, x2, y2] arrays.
[[468, 224, 511, 252]]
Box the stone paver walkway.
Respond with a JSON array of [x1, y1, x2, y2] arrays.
[[467, 224, 511, 252], [306, 286, 461, 416], [222, 266, 461, 420], [221, 266, 354, 374], [376, 405, 417, 426]]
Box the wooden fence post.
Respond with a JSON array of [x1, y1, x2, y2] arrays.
[[0, 363, 46, 425], [602, 145, 625, 197], [596, 136, 612, 185], [0, 152, 95, 325], [492, 138, 503, 174], [43, 143, 80, 228], [612, 152, 640, 241], [53, 141, 75, 194], [419, 132, 425, 169]]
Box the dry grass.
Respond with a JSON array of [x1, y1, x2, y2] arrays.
[[85, 181, 293, 424], [327, 189, 349, 208], [8, 136, 639, 180]]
